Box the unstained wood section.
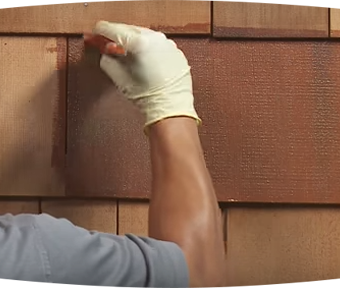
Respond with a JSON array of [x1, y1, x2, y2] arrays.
[[118, 201, 149, 236], [66, 38, 151, 198], [176, 39, 340, 204], [224, 207, 340, 286], [0, 37, 66, 196], [0, 1, 210, 34], [41, 200, 117, 233], [0, 200, 39, 214], [213, 2, 328, 37], [331, 9, 340, 37]]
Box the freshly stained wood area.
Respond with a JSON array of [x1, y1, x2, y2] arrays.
[[66, 38, 340, 203], [41, 200, 117, 233], [0, 200, 39, 214], [224, 207, 340, 285], [331, 9, 340, 37], [66, 38, 151, 198], [0, 1, 210, 34], [0, 37, 66, 196], [118, 201, 149, 236], [213, 2, 329, 37], [175, 39, 340, 204]]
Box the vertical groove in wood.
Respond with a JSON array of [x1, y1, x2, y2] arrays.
[[222, 208, 228, 256], [64, 37, 69, 156], [118, 201, 149, 236], [38, 198, 42, 214]]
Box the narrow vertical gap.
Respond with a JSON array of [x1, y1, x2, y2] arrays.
[[223, 207, 227, 256], [116, 199, 120, 235], [210, 1, 214, 36], [38, 198, 42, 214], [64, 36, 69, 156], [328, 8, 331, 38]]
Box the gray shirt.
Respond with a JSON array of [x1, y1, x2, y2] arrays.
[[0, 213, 189, 287]]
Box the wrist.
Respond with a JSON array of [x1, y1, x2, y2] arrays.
[[148, 117, 201, 149], [149, 117, 198, 133], [148, 117, 206, 177], [141, 92, 201, 131]]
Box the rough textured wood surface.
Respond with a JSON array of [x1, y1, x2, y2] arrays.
[[0, 1, 210, 34], [213, 2, 328, 38], [224, 207, 340, 286], [0, 37, 66, 196], [177, 39, 340, 204], [177, 40, 340, 203], [41, 200, 117, 233], [0, 200, 39, 214], [331, 9, 340, 37], [118, 201, 149, 236], [66, 38, 151, 198], [67, 38, 340, 203]]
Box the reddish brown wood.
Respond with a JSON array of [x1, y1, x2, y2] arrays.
[[0, 2, 210, 34], [177, 39, 340, 204], [213, 2, 329, 38], [0, 199, 40, 214], [66, 38, 151, 198], [67, 38, 340, 204]]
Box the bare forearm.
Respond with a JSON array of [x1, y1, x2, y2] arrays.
[[148, 117, 225, 287]]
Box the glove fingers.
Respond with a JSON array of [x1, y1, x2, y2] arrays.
[[93, 21, 144, 53], [100, 54, 134, 95]]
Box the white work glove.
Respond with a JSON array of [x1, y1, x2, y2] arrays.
[[92, 21, 201, 131]]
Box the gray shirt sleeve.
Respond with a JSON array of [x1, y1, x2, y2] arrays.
[[0, 213, 189, 287]]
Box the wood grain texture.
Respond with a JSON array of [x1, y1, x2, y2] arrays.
[[0, 200, 39, 214], [0, 1, 210, 34], [331, 9, 340, 37], [118, 201, 149, 236], [176, 39, 340, 204], [66, 38, 151, 198], [225, 207, 340, 286], [67, 38, 340, 203], [41, 200, 117, 233], [213, 2, 328, 38], [0, 37, 66, 196]]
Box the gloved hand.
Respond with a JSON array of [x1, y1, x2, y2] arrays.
[[91, 21, 201, 131]]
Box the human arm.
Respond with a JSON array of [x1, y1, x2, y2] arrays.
[[90, 21, 226, 286], [149, 118, 225, 286]]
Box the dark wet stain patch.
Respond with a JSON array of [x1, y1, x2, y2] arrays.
[[150, 23, 210, 34]]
